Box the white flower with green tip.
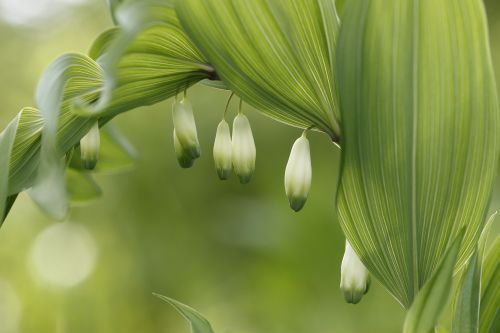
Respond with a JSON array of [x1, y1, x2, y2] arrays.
[[172, 97, 201, 159], [340, 240, 371, 304], [231, 113, 256, 184], [80, 122, 100, 170], [173, 128, 194, 169], [213, 119, 233, 180], [284, 132, 311, 212]]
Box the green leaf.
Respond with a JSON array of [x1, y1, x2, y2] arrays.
[[452, 213, 496, 333], [479, 237, 500, 333], [404, 231, 464, 333], [176, 0, 341, 139], [0, 115, 20, 224], [3, 195, 18, 222], [28, 53, 104, 220], [88, 28, 120, 61], [76, 0, 213, 119], [65, 169, 102, 204], [454, 250, 481, 333], [336, 0, 498, 307], [154, 293, 215, 333]]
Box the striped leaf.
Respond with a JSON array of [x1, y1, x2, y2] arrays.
[[479, 237, 500, 333], [336, 0, 498, 307], [452, 213, 496, 333], [176, 0, 342, 140]]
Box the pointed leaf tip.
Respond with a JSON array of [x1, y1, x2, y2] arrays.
[[153, 293, 215, 333]]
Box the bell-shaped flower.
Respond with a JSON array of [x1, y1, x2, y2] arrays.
[[80, 122, 100, 170], [213, 119, 233, 180], [340, 240, 371, 304], [172, 97, 201, 159], [231, 113, 256, 184], [284, 133, 312, 211], [173, 129, 194, 168]]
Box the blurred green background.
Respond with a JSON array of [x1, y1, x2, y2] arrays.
[[0, 1, 498, 332]]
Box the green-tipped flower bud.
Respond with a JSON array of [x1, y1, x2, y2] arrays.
[[231, 114, 256, 184], [173, 129, 194, 168], [340, 241, 371, 304], [172, 97, 201, 159], [213, 119, 233, 180], [284, 133, 311, 211], [80, 122, 100, 170]]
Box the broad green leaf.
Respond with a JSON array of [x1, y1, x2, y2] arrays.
[[65, 169, 102, 204], [76, 0, 212, 119], [336, 0, 498, 307], [154, 293, 215, 333], [176, 0, 341, 139], [479, 237, 500, 333], [452, 213, 496, 333], [404, 231, 464, 333]]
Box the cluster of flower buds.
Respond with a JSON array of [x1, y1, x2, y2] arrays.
[[80, 121, 101, 170], [340, 240, 371, 304], [212, 113, 256, 183], [172, 97, 201, 168], [284, 131, 312, 211], [171, 93, 257, 184]]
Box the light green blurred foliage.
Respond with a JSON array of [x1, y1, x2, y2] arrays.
[[0, 0, 498, 333]]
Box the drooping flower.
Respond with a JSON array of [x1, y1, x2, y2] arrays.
[[231, 113, 256, 184], [340, 240, 371, 304], [172, 97, 201, 159], [80, 122, 100, 170], [213, 119, 233, 180], [284, 132, 311, 212], [173, 129, 194, 168]]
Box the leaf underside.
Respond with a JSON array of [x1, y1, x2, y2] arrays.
[[176, 0, 342, 139], [336, 0, 498, 307]]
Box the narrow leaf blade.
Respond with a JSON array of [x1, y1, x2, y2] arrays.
[[154, 293, 215, 333], [404, 231, 464, 333]]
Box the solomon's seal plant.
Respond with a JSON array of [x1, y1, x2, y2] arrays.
[[0, 0, 498, 331]]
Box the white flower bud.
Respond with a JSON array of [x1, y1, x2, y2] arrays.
[[284, 133, 311, 211], [172, 97, 201, 159], [231, 113, 256, 184], [340, 240, 371, 304], [213, 119, 233, 180], [173, 129, 194, 168], [80, 122, 100, 170]]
